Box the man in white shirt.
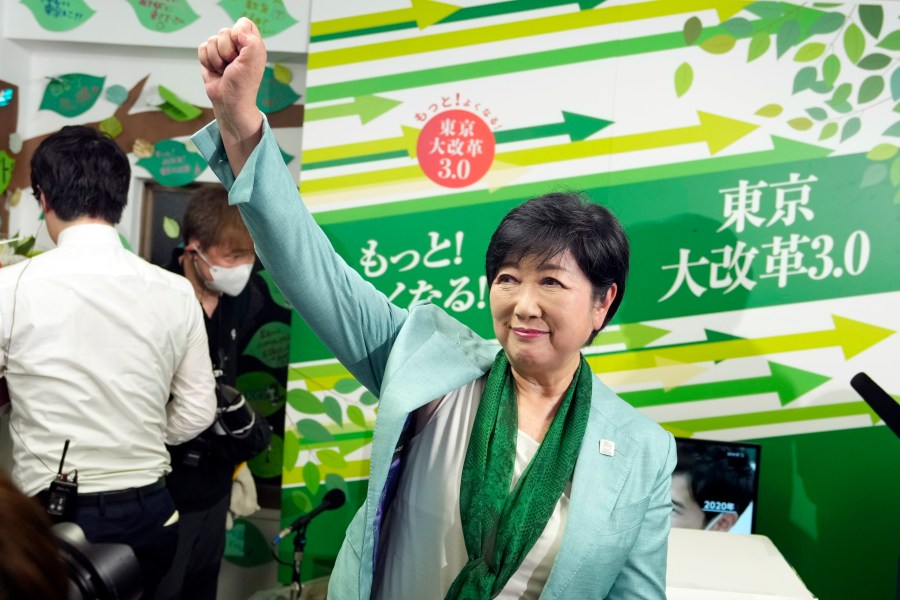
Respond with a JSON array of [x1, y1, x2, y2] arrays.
[[0, 125, 217, 596]]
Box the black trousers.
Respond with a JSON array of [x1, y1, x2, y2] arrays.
[[67, 482, 180, 598]]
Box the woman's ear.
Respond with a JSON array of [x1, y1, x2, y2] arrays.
[[592, 283, 618, 330]]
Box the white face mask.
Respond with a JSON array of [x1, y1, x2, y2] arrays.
[[191, 246, 253, 297]]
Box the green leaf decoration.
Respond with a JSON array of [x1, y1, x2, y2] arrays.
[[347, 405, 368, 429], [287, 487, 313, 515], [793, 67, 817, 94], [884, 121, 900, 137], [809, 81, 833, 94], [323, 396, 343, 426], [858, 53, 890, 71], [223, 518, 273, 567], [722, 18, 753, 38], [333, 378, 362, 394], [755, 104, 783, 117], [0, 151, 14, 196], [282, 430, 300, 474], [866, 143, 898, 161], [124, 0, 199, 33], [157, 85, 203, 122], [859, 5, 883, 39], [822, 55, 841, 86], [826, 100, 851, 113], [248, 432, 283, 478], [104, 85, 129, 106], [895, 101, 900, 113], [303, 461, 321, 494], [325, 473, 348, 495], [683, 16, 702, 46], [700, 34, 736, 55], [256, 66, 302, 114], [808, 11, 844, 35], [297, 418, 334, 443], [242, 321, 290, 368], [832, 82, 852, 104], [788, 117, 814, 131], [890, 67, 900, 101], [844, 23, 866, 64], [97, 116, 122, 139], [360, 391, 379, 406], [746, 2, 783, 19], [162, 215, 180, 239], [858, 75, 884, 103], [895, 188, 900, 205], [317, 449, 347, 469], [674, 63, 693, 98], [136, 139, 207, 186], [891, 157, 900, 186], [860, 163, 887, 188], [841, 117, 861, 142], [805, 107, 828, 121], [273, 63, 293, 84], [877, 31, 900, 51], [776, 20, 801, 58], [218, 0, 299, 38], [21, 0, 95, 31], [40, 74, 104, 117], [747, 31, 771, 62], [258, 270, 292, 309], [288, 388, 326, 414], [794, 42, 825, 62], [237, 371, 286, 417], [819, 122, 839, 141]]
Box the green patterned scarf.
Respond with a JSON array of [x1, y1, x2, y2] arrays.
[[445, 350, 592, 599]]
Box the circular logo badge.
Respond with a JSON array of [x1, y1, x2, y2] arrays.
[[417, 109, 495, 188]]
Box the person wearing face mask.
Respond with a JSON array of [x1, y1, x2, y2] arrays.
[[156, 185, 272, 600]]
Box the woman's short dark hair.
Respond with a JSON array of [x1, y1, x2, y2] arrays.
[[30, 125, 130, 224], [485, 191, 629, 341]]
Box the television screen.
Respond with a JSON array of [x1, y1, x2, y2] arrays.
[[671, 437, 761, 534]]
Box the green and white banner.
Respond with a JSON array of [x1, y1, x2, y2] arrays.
[[279, 2, 900, 595]]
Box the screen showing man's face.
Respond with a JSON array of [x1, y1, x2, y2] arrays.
[[671, 472, 706, 529]]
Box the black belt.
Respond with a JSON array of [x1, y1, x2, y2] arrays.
[[36, 477, 166, 507]]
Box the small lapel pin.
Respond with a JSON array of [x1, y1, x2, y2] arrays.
[[599, 439, 615, 457]]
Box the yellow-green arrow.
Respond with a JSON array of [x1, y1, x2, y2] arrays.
[[588, 316, 895, 374], [310, 0, 461, 38], [300, 113, 757, 195], [661, 400, 880, 437], [310, 0, 751, 69], [592, 322, 670, 350], [501, 112, 759, 164], [304, 95, 403, 125], [302, 126, 421, 167]]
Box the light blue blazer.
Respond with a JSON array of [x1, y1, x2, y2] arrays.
[[194, 118, 676, 600]]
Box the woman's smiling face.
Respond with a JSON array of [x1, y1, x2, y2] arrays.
[[490, 250, 616, 382]]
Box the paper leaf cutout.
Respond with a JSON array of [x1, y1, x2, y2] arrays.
[[105, 85, 129, 105], [248, 432, 283, 478], [40, 74, 105, 117], [99, 116, 123, 139], [162, 216, 181, 238], [236, 370, 286, 417], [273, 63, 292, 84], [242, 321, 290, 368], [218, 0, 298, 38], [136, 139, 207, 186], [21, 0, 95, 31], [256, 66, 301, 114], [222, 519, 272, 567], [157, 85, 203, 122], [0, 151, 14, 196], [0, 88, 13, 107], [125, 0, 199, 33]]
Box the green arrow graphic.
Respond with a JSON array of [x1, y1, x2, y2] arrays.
[[310, 0, 606, 43], [662, 400, 880, 437], [310, 0, 461, 39], [620, 361, 830, 408], [309, 0, 751, 69], [592, 322, 670, 350], [301, 112, 756, 195], [301, 112, 610, 171], [304, 95, 402, 125], [306, 7, 828, 102], [496, 112, 612, 144], [586, 316, 895, 374], [311, 135, 833, 222]]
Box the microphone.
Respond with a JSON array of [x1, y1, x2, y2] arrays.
[[850, 372, 900, 439], [273, 488, 346, 543]]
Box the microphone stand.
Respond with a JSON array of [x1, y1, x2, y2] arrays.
[[290, 524, 308, 600]]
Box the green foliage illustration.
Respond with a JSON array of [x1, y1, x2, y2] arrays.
[[124, 0, 199, 33], [40, 74, 105, 117], [22, 0, 95, 32]]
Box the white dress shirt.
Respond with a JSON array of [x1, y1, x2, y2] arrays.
[[0, 224, 216, 496]]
